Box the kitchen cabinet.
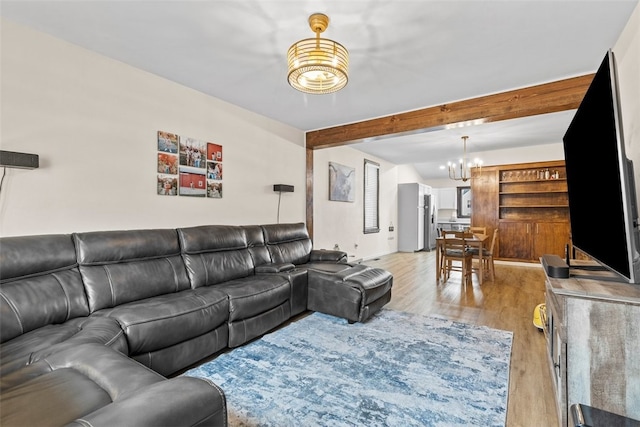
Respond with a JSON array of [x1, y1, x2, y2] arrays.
[[438, 187, 457, 210], [499, 221, 570, 260], [472, 160, 570, 262], [543, 263, 640, 426]]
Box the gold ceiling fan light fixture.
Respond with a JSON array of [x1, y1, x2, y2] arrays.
[[287, 13, 349, 94]]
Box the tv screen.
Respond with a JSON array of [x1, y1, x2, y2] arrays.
[[563, 50, 640, 283]]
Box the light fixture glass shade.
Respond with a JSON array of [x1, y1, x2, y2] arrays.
[[287, 14, 349, 94], [448, 136, 482, 182]]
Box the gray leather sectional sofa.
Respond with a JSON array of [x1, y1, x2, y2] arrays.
[[0, 223, 393, 426]]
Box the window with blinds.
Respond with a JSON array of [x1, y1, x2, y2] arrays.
[[363, 159, 380, 234]]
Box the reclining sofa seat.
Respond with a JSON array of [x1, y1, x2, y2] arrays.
[[260, 223, 393, 324], [0, 234, 127, 377], [0, 343, 226, 427], [260, 222, 350, 273], [178, 225, 292, 348], [74, 229, 229, 376], [243, 224, 309, 317]]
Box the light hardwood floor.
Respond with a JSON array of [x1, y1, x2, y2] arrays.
[[363, 250, 559, 427]]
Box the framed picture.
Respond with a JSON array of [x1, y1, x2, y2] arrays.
[[178, 167, 206, 197], [157, 131, 179, 154], [180, 137, 207, 169], [207, 161, 223, 180], [329, 162, 355, 202], [207, 181, 222, 198], [157, 131, 223, 198], [157, 174, 178, 196], [207, 143, 223, 162], [157, 152, 178, 175]]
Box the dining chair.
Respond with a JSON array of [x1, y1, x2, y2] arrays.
[[466, 226, 487, 235], [469, 228, 498, 281], [440, 231, 473, 286]]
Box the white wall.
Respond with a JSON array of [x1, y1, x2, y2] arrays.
[[615, 1, 640, 219], [312, 146, 396, 260], [0, 19, 306, 236], [312, 146, 427, 261]]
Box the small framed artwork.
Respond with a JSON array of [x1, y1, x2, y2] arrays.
[[158, 131, 179, 154], [178, 167, 206, 197], [207, 143, 223, 162], [207, 181, 222, 198], [207, 161, 223, 180], [157, 152, 178, 175], [157, 174, 178, 196], [180, 137, 207, 169], [329, 162, 355, 202]]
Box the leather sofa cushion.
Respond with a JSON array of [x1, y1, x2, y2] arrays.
[[0, 234, 90, 343], [74, 229, 182, 264], [179, 225, 254, 287], [299, 262, 352, 273], [93, 287, 229, 354], [0, 234, 77, 281], [217, 275, 290, 322], [80, 256, 191, 312], [74, 229, 191, 312], [0, 316, 127, 377], [1, 368, 112, 426], [0, 269, 90, 343], [261, 223, 313, 265], [243, 225, 271, 266], [1, 343, 227, 427], [132, 326, 228, 376], [344, 268, 393, 305]]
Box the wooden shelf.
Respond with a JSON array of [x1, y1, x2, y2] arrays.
[[472, 160, 570, 262], [499, 205, 569, 208], [499, 179, 567, 184], [500, 190, 568, 195]]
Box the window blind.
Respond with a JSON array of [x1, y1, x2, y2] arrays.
[[364, 159, 380, 233]]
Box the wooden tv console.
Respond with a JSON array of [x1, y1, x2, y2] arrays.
[[543, 260, 640, 426]]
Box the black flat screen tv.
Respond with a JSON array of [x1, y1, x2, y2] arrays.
[[563, 49, 640, 284]]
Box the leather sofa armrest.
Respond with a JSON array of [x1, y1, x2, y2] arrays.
[[66, 377, 227, 427], [309, 249, 348, 263], [255, 263, 296, 273]]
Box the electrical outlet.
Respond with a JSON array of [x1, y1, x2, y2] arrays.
[[388, 225, 394, 232]]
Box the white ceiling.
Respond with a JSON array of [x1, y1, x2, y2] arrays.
[[1, 0, 637, 179]]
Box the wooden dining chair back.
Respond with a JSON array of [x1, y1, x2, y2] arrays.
[[441, 231, 473, 286], [466, 226, 487, 235], [469, 228, 499, 281]]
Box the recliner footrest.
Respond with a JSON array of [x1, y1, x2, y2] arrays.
[[307, 265, 393, 323]]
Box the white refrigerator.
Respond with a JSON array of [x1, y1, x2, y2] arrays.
[[398, 183, 437, 252]]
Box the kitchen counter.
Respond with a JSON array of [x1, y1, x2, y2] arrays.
[[437, 220, 470, 224], [437, 221, 470, 231]]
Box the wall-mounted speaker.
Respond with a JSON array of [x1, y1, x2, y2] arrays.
[[273, 184, 294, 193], [0, 150, 39, 169]]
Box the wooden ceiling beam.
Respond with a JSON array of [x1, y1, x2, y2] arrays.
[[305, 74, 594, 149]]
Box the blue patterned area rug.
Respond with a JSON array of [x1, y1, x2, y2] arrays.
[[184, 309, 513, 427]]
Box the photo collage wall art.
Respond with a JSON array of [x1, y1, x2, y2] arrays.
[[157, 131, 223, 198]]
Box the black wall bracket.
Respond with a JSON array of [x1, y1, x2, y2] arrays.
[[0, 150, 39, 169]]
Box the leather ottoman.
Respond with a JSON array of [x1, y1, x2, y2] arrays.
[[307, 264, 393, 323]]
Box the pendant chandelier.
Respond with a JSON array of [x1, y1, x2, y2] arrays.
[[287, 13, 349, 94], [448, 136, 483, 182]]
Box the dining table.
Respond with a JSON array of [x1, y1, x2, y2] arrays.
[[436, 232, 490, 284]]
